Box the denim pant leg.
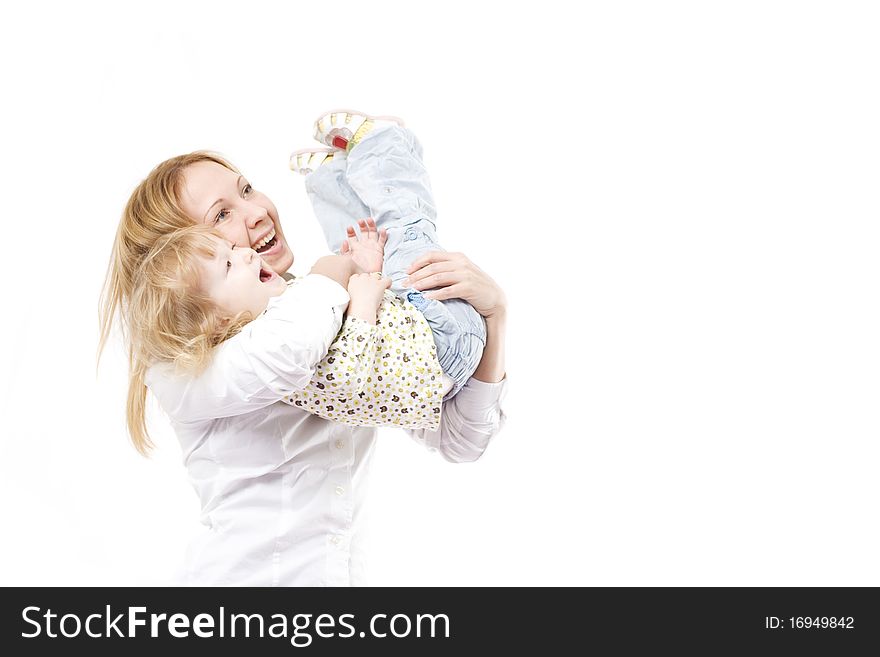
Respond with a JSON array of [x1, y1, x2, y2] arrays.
[[345, 125, 438, 290], [304, 151, 372, 254], [345, 125, 487, 397]]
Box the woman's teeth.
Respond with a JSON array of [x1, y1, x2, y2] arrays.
[[252, 229, 277, 253]]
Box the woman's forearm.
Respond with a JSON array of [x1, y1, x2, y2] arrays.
[[472, 310, 506, 383]]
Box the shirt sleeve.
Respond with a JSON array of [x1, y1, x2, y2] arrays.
[[405, 376, 508, 463], [145, 274, 350, 423]]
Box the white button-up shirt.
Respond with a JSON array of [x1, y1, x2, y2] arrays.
[[145, 274, 507, 586]]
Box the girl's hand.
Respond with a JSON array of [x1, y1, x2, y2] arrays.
[[340, 217, 387, 274], [346, 272, 391, 325], [404, 251, 507, 320]]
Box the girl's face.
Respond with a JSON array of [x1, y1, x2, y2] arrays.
[[198, 236, 288, 319], [179, 161, 294, 274]]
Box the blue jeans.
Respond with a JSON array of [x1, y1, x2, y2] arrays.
[[304, 125, 486, 398]]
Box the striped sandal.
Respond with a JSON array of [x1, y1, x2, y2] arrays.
[[289, 147, 337, 176], [313, 109, 405, 151]]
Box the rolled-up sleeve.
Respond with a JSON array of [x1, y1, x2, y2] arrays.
[[146, 274, 350, 423], [406, 376, 508, 463]]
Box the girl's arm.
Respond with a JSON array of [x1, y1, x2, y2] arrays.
[[147, 234, 380, 424], [310, 254, 360, 289], [293, 274, 391, 402], [145, 273, 351, 423]]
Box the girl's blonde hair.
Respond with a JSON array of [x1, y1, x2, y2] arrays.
[[99, 151, 241, 455], [124, 224, 253, 455], [99, 151, 238, 356]]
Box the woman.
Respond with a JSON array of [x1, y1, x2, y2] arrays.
[[101, 150, 507, 585]]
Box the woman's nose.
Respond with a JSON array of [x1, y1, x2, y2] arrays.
[[244, 202, 269, 229]]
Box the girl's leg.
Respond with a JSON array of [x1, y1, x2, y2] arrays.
[[344, 125, 439, 291], [303, 150, 372, 254], [345, 125, 486, 397]]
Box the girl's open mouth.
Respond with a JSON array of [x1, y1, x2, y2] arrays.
[[259, 267, 276, 283]]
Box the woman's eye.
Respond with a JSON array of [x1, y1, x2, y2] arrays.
[[242, 184, 253, 196], [214, 209, 230, 224]]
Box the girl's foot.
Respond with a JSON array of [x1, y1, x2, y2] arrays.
[[313, 109, 405, 151], [289, 147, 336, 175]]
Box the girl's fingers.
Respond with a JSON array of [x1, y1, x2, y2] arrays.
[[340, 241, 350, 255], [379, 228, 388, 247], [354, 218, 382, 241]]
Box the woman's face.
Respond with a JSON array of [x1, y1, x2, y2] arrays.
[[178, 161, 294, 274]]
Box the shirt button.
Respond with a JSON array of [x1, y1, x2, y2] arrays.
[[335, 440, 345, 449], [335, 486, 345, 496], [330, 535, 342, 545]]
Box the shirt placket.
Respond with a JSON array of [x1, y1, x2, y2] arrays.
[[325, 424, 356, 585]]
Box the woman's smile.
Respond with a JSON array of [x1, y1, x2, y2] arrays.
[[251, 227, 277, 253]]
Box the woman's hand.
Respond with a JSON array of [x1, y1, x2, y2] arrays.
[[340, 217, 387, 274], [403, 251, 507, 320], [346, 272, 391, 325]]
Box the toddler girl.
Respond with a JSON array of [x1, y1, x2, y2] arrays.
[[127, 222, 447, 440]]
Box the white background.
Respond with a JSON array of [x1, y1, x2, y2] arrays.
[[1, 0, 878, 586]]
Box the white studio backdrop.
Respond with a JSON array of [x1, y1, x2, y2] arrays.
[[0, 1, 878, 586]]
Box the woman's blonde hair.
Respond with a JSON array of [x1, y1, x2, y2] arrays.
[[124, 224, 253, 455], [98, 151, 241, 455]]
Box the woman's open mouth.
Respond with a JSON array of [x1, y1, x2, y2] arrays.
[[256, 236, 277, 254], [252, 228, 278, 255]]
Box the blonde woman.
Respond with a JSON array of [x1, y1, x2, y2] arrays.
[[101, 113, 507, 586]]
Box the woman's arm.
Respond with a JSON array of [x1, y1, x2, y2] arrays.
[[403, 251, 508, 462], [472, 312, 506, 383]]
